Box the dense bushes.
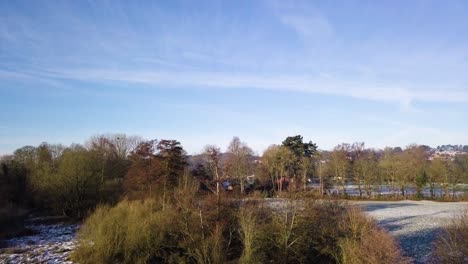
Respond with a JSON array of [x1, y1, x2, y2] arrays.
[[73, 187, 407, 264], [24, 147, 114, 217], [0, 136, 187, 218], [246, 200, 408, 264], [0, 144, 110, 217], [72, 200, 174, 263], [73, 179, 236, 263], [36, 149, 103, 216], [432, 210, 468, 264]]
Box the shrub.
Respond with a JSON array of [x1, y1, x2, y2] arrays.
[[73, 179, 238, 264], [238, 199, 407, 264], [237, 206, 260, 264], [72, 199, 179, 264], [74, 194, 407, 264], [432, 210, 468, 264], [338, 208, 409, 264]]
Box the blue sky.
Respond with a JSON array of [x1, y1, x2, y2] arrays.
[[1, 0, 468, 155]]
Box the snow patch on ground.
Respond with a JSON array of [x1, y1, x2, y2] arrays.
[[356, 200, 468, 264], [0, 220, 79, 264]]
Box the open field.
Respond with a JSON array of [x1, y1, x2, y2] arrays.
[[356, 200, 468, 263]]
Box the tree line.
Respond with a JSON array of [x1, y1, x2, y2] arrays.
[[319, 143, 468, 198], [1, 134, 468, 217], [259, 140, 468, 199]]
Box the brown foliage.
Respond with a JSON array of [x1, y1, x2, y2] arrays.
[[124, 140, 164, 199], [124, 139, 187, 200]]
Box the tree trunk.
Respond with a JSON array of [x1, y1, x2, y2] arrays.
[[303, 172, 306, 192], [319, 175, 323, 196], [240, 179, 244, 194], [279, 170, 284, 192], [214, 168, 220, 220], [444, 172, 449, 198], [162, 175, 167, 210], [318, 162, 324, 196]]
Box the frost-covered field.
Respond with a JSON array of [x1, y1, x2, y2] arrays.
[[0, 217, 79, 264], [356, 200, 468, 264]]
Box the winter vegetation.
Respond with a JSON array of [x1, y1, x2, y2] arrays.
[[3, 0, 468, 263], [72, 192, 408, 264], [432, 210, 468, 263], [0, 133, 468, 263]]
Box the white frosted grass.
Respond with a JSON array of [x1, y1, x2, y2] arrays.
[[357, 200, 468, 264], [0, 221, 79, 264]]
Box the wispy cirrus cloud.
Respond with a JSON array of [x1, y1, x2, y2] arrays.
[[4, 66, 462, 108], [1, 0, 467, 112], [1, 0, 468, 156]]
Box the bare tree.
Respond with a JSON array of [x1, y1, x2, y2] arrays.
[[428, 157, 447, 198], [87, 134, 142, 159], [379, 147, 398, 195], [225, 137, 254, 194], [329, 144, 350, 195], [299, 156, 313, 191], [449, 154, 468, 198], [108, 134, 143, 159], [261, 145, 280, 193], [261, 145, 294, 193], [350, 142, 366, 197], [354, 150, 378, 197], [315, 153, 327, 196], [396, 145, 427, 197], [203, 145, 221, 218], [276, 146, 294, 192]]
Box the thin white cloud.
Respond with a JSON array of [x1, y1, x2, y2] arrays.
[[2, 65, 468, 108], [0, 69, 68, 89], [30, 68, 468, 107]]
